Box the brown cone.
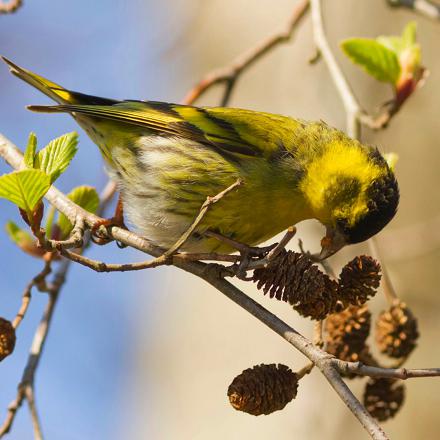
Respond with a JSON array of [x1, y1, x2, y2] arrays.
[[375, 301, 419, 359], [338, 256, 381, 308], [0, 318, 16, 361], [325, 305, 371, 362], [227, 363, 298, 416], [364, 378, 405, 421], [325, 306, 382, 380], [252, 250, 339, 320]]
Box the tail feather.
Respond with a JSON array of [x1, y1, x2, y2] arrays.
[[1, 56, 117, 106]]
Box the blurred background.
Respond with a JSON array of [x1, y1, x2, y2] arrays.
[[0, 0, 439, 439]]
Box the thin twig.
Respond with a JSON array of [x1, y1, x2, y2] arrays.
[[387, 0, 440, 20], [296, 362, 315, 379], [368, 238, 398, 303], [0, 260, 68, 438], [60, 249, 170, 272], [25, 386, 43, 440], [60, 248, 240, 272], [359, 103, 402, 131], [162, 178, 243, 257], [265, 226, 297, 261], [0, 133, 423, 440], [181, 0, 310, 105], [310, 0, 361, 138], [61, 179, 243, 272], [40, 217, 85, 251], [204, 230, 259, 254], [310, 0, 416, 136], [311, 0, 401, 307], [320, 366, 388, 440], [0, 175, 117, 437], [12, 259, 52, 329], [0, 0, 22, 14], [333, 359, 440, 380], [201, 264, 388, 440], [313, 320, 324, 348]]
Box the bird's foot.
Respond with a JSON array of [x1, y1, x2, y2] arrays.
[[205, 230, 277, 279], [91, 195, 128, 248]]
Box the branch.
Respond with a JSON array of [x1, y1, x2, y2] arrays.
[[181, 0, 310, 106], [310, 0, 401, 302], [40, 217, 86, 251], [60, 246, 240, 272], [387, 0, 440, 20], [0, 260, 68, 438], [24, 386, 43, 440], [310, 0, 362, 138], [12, 259, 52, 329], [162, 178, 242, 257], [0, 171, 116, 438], [1, 132, 392, 440], [310, 0, 418, 136], [59, 248, 170, 272], [333, 359, 440, 379], [368, 238, 398, 303]]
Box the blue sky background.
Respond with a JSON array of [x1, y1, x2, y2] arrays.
[[0, 1, 196, 438]]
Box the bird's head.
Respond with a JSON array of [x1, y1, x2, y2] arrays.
[[299, 143, 399, 259]]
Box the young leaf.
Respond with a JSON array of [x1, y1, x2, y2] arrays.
[[5, 221, 45, 258], [24, 132, 37, 169], [402, 21, 417, 47], [5, 220, 32, 244], [0, 169, 51, 212], [383, 152, 399, 171], [376, 36, 404, 54], [58, 185, 99, 237], [378, 22, 417, 55], [35, 132, 78, 182], [45, 205, 56, 239], [341, 38, 401, 84]]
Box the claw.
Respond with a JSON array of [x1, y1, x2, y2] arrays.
[[91, 194, 128, 246]]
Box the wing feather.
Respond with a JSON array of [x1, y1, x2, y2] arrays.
[[28, 101, 300, 159]]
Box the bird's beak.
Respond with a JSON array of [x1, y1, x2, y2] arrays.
[[319, 227, 347, 260]]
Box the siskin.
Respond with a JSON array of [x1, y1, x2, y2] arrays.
[[2, 57, 399, 257]]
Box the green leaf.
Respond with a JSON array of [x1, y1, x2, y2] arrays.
[[45, 206, 56, 239], [35, 132, 78, 183], [5, 220, 33, 245], [402, 21, 417, 47], [5, 221, 45, 258], [341, 38, 401, 84], [24, 132, 37, 169], [376, 36, 404, 54], [0, 169, 51, 212], [378, 22, 418, 55], [58, 185, 99, 237]]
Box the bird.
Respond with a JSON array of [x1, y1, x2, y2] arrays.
[[2, 56, 399, 258]]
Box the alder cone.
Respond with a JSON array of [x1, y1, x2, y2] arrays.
[[325, 305, 371, 361], [375, 301, 419, 359], [252, 250, 339, 320], [338, 255, 381, 308], [0, 318, 16, 361], [227, 363, 298, 416], [364, 377, 405, 421]]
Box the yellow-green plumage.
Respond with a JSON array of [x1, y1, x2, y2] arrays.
[[2, 57, 399, 254]]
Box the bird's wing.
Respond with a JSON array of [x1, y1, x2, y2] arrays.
[[28, 101, 300, 160]]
